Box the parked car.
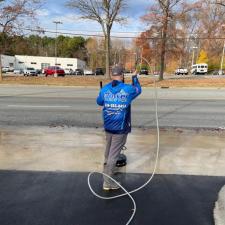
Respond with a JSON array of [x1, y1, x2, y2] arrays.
[[153, 71, 160, 76], [74, 69, 84, 75], [13, 69, 23, 74], [64, 68, 74, 75], [123, 69, 133, 74], [24, 67, 37, 76], [36, 69, 42, 75], [211, 70, 225, 75], [44, 66, 65, 77], [191, 63, 208, 75], [140, 69, 148, 75], [175, 68, 188, 75], [84, 69, 94, 75], [95, 68, 104, 75], [2, 66, 14, 73]]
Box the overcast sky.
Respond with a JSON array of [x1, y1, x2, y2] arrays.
[[36, 0, 151, 37]]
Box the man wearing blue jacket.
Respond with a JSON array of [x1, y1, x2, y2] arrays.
[[96, 65, 142, 191]]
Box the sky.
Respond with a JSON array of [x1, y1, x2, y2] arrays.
[[36, 0, 151, 38]]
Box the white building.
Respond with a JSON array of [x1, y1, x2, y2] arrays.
[[1, 55, 86, 71], [0, 55, 16, 68]]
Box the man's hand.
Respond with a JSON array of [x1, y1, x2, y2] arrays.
[[132, 74, 138, 85]]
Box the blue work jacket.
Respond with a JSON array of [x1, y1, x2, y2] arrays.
[[96, 76, 142, 134]]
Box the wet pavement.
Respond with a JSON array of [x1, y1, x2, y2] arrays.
[[1, 126, 225, 225], [0, 126, 225, 176]]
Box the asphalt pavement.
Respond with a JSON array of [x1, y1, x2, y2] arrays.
[[0, 170, 224, 225], [0, 85, 225, 128]]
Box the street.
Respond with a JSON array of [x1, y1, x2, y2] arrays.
[[0, 85, 225, 128]]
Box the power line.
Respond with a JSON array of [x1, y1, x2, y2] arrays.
[[58, 28, 143, 34], [6, 26, 225, 40], [22, 27, 139, 39]]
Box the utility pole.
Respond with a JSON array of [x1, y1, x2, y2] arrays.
[[53, 21, 62, 77], [191, 46, 198, 66], [189, 34, 198, 69], [219, 41, 225, 75], [0, 54, 2, 81], [219, 25, 225, 75]]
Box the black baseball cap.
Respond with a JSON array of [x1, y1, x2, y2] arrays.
[[112, 65, 123, 76]]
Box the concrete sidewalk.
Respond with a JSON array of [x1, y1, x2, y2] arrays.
[[214, 186, 225, 225], [0, 126, 225, 176]]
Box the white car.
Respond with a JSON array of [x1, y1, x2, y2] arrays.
[[2, 66, 14, 73], [64, 68, 73, 75], [175, 68, 188, 75], [23, 67, 37, 76], [14, 69, 23, 74], [84, 69, 93, 75]]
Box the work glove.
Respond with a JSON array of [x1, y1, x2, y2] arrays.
[[132, 74, 138, 85]]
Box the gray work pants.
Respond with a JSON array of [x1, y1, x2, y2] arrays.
[[103, 132, 128, 185]]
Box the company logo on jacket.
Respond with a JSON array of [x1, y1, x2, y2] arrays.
[[104, 90, 128, 102]]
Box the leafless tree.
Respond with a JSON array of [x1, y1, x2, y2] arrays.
[[67, 0, 126, 78], [0, 0, 42, 80], [191, 0, 225, 68], [142, 0, 199, 80]]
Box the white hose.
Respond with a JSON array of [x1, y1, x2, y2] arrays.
[[88, 172, 137, 224], [87, 76, 160, 225]]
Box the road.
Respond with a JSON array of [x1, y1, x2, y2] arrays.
[[0, 85, 225, 128]]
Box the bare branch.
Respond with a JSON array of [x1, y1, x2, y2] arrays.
[[213, 0, 225, 7], [169, 0, 183, 10], [66, 0, 126, 78], [158, 0, 167, 9], [0, 0, 43, 35], [109, 0, 125, 27]]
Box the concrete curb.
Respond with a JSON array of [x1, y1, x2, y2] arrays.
[[214, 186, 225, 225]]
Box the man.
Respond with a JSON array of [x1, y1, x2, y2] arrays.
[[96, 65, 142, 191]]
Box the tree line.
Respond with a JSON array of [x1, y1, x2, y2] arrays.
[[0, 32, 127, 70], [0, 34, 87, 60]]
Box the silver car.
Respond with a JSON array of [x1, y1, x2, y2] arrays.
[[23, 67, 37, 76]]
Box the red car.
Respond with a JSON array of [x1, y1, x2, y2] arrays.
[[44, 66, 65, 77]]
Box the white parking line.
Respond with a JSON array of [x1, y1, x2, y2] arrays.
[[7, 105, 71, 108]]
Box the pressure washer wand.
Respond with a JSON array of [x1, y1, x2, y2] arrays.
[[100, 81, 103, 89]]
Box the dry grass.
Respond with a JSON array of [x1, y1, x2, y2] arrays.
[[1, 75, 225, 88]]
